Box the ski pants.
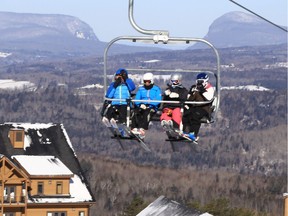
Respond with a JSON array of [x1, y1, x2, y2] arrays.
[[160, 107, 182, 128], [131, 108, 154, 130], [105, 105, 127, 124], [182, 107, 208, 136]]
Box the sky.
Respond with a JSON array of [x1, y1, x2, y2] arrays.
[[0, 0, 287, 42]]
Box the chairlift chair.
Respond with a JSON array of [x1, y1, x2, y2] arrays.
[[102, 0, 221, 150]]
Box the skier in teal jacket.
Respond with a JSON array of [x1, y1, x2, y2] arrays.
[[103, 68, 135, 124]]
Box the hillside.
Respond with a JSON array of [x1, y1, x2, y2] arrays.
[[0, 44, 286, 215]]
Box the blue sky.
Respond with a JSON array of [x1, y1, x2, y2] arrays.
[[1, 0, 287, 42]]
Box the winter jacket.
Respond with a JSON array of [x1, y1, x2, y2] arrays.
[[187, 83, 214, 114], [134, 84, 162, 110], [105, 78, 135, 105], [162, 84, 188, 109]]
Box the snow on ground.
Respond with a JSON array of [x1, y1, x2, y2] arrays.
[[221, 85, 270, 91], [143, 59, 161, 63], [0, 52, 12, 58], [0, 79, 36, 91], [80, 74, 171, 89], [80, 83, 103, 89]]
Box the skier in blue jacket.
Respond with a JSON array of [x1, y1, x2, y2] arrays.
[[131, 72, 162, 139], [103, 68, 135, 124]]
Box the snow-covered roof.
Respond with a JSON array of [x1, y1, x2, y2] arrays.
[[12, 155, 73, 176], [29, 175, 93, 203], [1, 122, 95, 203], [11, 155, 93, 203], [137, 195, 213, 216], [6, 122, 76, 154]]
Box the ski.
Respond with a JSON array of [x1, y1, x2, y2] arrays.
[[162, 123, 198, 145], [102, 117, 125, 150], [121, 125, 151, 152], [174, 129, 199, 145]]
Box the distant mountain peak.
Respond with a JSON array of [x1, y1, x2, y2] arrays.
[[190, 11, 287, 49], [220, 11, 262, 24], [0, 11, 98, 41]]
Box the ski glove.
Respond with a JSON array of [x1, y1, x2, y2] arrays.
[[121, 72, 128, 81], [169, 92, 179, 98], [197, 84, 205, 93], [164, 89, 171, 95], [113, 77, 122, 88], [190, 85, 198, 92], [140, 104, 147, 110]]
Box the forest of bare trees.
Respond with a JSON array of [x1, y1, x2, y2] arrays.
[[0, 44, 286, 215], [0, 83, 285, 215]]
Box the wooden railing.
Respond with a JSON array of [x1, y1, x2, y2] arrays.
[[0, 195, 27, 205]]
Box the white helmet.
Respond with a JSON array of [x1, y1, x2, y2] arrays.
[[143, 72, 154, 84]]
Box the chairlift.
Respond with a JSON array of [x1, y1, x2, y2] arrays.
[[102, 0, 221, 151]]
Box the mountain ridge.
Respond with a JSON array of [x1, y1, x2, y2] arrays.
[[190, 11, 287, 49], [0, 11, 287, 57]]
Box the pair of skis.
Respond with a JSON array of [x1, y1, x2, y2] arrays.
[[102, 117, 151, 152], [161, 122, 199, 152], [162, 123, 198, 143]]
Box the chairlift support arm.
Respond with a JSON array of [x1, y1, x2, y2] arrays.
[[128, 0, 169, 36]]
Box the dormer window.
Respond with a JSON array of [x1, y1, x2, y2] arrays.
[[16, 131, 23, 141], [9, 129, 24, 149]]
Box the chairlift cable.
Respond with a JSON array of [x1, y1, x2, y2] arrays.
[[229, 0, 287, 33]]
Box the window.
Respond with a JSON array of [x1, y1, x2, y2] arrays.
[[37, 182, 44, 194], [47, 212, 66, 216], [79, 211, 85, 216], [4, 213, 15, 216], [56, 182, 63, 194], [15, 131, 23, 142], [4, 186, 16, 202]]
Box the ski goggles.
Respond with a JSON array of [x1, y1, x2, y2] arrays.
[[171, 80, 179, 85], [143, 80, 152, 83], [196, 79, 206, 85]]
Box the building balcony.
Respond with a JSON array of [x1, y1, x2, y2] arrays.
[[0, 195, 27, 206]]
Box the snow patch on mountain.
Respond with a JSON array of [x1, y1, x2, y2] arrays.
[[222, 85, 270, 91], [0, 79, 36, 91], [223, 11, 262, 23]]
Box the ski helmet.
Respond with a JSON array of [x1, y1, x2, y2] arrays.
[[170, 73, 182, 85], [143, 72, 154, 84], [196, 72, 209, 86], [115, 68, 128, 76]]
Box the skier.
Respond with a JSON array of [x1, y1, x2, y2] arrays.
[[182, 72, 215, 141], [102, 68, 135, 125], [160, 73, 188, 129], [131, 72, 162, 139]]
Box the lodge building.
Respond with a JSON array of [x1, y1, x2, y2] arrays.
[[0, 123, 95, 216]]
